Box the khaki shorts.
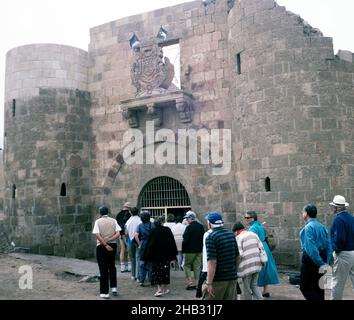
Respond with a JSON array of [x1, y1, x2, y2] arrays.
[[119, 235, 128, 247]]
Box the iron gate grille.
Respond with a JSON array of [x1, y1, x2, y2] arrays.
[[140, 176, 191, 218]]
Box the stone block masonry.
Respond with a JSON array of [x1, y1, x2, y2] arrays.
[[229, 0, 354, 265], [2, 0, 354, 265], [4, 44, 92, 258]]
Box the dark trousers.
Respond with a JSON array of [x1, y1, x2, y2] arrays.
[[96, 243, 117, 294], [300, 251, 327, 300]]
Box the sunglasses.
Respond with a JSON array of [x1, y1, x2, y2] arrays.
[[244, 217, 252, 219]]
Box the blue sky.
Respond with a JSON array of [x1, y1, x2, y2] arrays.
[[0, 0, 353, 148]]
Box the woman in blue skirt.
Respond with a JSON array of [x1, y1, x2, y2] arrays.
[[245, 211, 279, 297]]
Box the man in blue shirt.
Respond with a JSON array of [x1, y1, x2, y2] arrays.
[[329, 195, 354, 300], [299, 204, 332, 300]]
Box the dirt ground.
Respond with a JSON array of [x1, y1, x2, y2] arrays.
[[0, 253, 353, 300]]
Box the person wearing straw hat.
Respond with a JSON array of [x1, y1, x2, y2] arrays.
[[329, 195, 354, 300], [116, 202, 132, 273]]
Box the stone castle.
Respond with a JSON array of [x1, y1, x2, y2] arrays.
[[1, 0, 354, 265]]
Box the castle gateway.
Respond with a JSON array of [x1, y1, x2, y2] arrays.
[[2, 0, 354, 265]]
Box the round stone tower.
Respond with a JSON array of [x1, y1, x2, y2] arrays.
[[228, 0, 354, 265], [4, 44, 92, 258]]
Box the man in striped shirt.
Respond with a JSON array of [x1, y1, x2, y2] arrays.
[[233, 222, 264, 300], [203, 211, 240, 300]]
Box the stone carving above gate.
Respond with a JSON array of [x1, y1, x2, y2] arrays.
[[120, 33, 194, 128], [131, 40, 175, 97]]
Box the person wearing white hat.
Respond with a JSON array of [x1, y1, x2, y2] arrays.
[[329, 195, 354, 300]]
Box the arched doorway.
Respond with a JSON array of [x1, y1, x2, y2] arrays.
[[138, 176, 191, 219]]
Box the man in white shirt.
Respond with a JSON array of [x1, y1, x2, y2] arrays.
[[92, 206, 121, 299], [171, 215, 187, 270], [196, 226, 212, 298], [125, 207, 142, 281]]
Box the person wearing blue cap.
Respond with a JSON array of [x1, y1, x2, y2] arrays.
[[203, 211, 240, 300]]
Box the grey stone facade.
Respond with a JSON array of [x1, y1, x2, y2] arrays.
[[4, 45, 92, 258], [2, 0, 354, 265]]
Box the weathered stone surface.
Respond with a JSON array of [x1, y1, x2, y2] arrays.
[[2, 0, 354, 266], [228, 0, 354, 265], [3, 76, 92, 257]]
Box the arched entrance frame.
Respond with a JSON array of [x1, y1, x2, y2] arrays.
[[100, 141, 203, 215], [98, 140, 236, 226]]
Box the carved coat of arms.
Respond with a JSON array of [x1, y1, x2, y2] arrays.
[[131, 42, 175, 97]]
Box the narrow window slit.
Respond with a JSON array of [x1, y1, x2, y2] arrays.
[[265, 177, 271, 192], [60, 183, 67, 197]]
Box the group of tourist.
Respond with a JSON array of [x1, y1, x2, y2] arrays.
[[92, 194, 354, 300], [299, 195, 354, 300]]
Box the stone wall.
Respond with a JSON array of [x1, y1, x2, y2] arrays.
[[228, 0, 354, 265], [88, 0, 237, 227], [0, 150, 4, 221], [2, 0, 354, 265], [0, 222, 10, 253], [4, 44, 93, 258]]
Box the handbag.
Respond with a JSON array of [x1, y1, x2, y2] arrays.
[[264, 226, 276, 251], [259, 242, 268, 264]]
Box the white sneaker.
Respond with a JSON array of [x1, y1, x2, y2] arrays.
[[111, 288, 118, 296], [131, 276, 135, 280], [100, 294, 110, 299]]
